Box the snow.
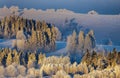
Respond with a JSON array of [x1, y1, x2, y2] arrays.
[[56, 41, 66, 50], [0, 40, 120, 56], [0, 39, 14, 48], [96, 45, 120, 52], [0, 6, 120, 45]]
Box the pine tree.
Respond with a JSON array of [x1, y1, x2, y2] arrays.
[[27, 53, 36, 68], [37, 31, 43, 49], [78, 31, 85, 51], [51, 26, 56, 51], [29, 28, 38, 51], [0, 16, 57, 52], [54, 27, 61, 41], [6, 52, 12, 66], [84, 30, 96, 51], [13, 50, 20, 65], [4, 23, 9, 38], [91, 51, 98, 68], [88, 30, 96, 48], [66, 30, 77, 53], [38, 53, 46, 65], [81, 49, 91, 66]]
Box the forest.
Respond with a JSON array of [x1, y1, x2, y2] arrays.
[[0, 47, 120, 78], [0, 16, 120, 78], [0, 16, 62, 52]]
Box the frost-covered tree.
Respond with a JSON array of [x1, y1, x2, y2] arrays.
[[77, 62, 88, 74], [28, 29, 38, 51], [88, 30, 96, 48], [27, 67, 36, 77], [54, 27, 62, 41], [66, 30, 77, 53], [0, 16, 58, 52], [13, 52, 20, 65], [84, 34, 91, 51], [81, 49, 91, 66], [67, 30, 96, 53], [16, 29, 27, 40], [84, 30, 96, 51], [6, 52, 12, 66], [4, 24, 9, 39], [66, 35, 73, 53], [27, 53, 36, 68], [38, 53, 46, 65], [17, 65, 26, 76], [5, 65, 18, 77], [52, 70, 70, 78], [50, 26, 56, 51], [78, 31, 85, 51], [12, 29, 27, 51], [0, 66, 5, 76], [91, 51, 98, 68]]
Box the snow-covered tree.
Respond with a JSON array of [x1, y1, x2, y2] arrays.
[[67, 30, 96, 53], [12, 29, 27, 51], [27, 53, 36, 68], [28, 29, 38, 51], [27, 67, 36, 77], [81, 49, 91, 66], [88, 30, 96, 48], [66, 30, 77, 53], [54, 27, 62, 41], [0, 16, 57, 52], [5, 65, 18, 77], [17, 65, 26, 76], [0, 66, 5, 76], [6, 52, 12, 66], [52, 70, 70, 78], [16, 30, 27, 40], [84, 30, 96, 51], [78, 31, 85, 51], [13, 51, 20, 65]]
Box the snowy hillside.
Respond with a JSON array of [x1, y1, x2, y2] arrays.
[[0, 6, 120, 45]]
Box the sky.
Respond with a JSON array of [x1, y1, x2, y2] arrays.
[[0, 0, 120, 14]]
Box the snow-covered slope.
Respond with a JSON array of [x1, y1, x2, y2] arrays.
[[0, 6, 120, 45], [0, 39, 120, 54], [0, 39, 14, 48]]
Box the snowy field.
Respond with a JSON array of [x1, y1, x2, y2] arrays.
[[0, 39, 120, 56], [0, 39, 14, 48]]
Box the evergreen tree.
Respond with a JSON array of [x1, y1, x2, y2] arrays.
[[0, 16, 58, 52], [78, 31, 85, 51], [6, 52, 12, 66], [84, 30, 96, 51], [66, 30, 77, 53], [81, 49, 91, 66]]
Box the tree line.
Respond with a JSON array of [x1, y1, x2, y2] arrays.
[[66, 30, 96, 54], [0, 16, 61, 52]]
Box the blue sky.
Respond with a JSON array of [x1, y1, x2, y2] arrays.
[[0, 0, 120, 14]]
